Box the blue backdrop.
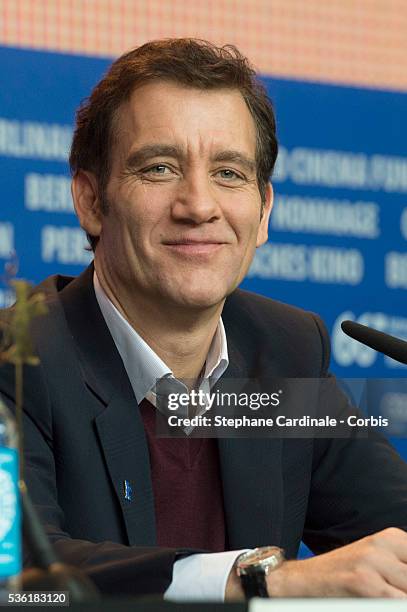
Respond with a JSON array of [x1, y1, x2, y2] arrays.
[[1, 46, 406, 455]]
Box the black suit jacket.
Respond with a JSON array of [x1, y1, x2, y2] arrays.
[[1, 264, 407, 596]]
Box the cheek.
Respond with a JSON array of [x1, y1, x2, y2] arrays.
[[226, 188, 262, 230], [230, 206, 261, 243], [114, 189, 169, 238]]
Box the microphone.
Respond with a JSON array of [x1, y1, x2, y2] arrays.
[[341, 320, 407, 365]]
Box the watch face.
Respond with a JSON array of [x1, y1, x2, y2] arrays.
[[237, 546, 284, 572]]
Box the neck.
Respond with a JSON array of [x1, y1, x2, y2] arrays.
[[95, 263, 224, 382]]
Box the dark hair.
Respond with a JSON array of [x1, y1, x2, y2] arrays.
[[69, 38, 278, 250]]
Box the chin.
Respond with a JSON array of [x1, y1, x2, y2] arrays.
[[170, 287, 229, 310], [159, 272, 239, 310]]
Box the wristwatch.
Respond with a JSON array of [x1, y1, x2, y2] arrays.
[[236, 546, 285, 599]]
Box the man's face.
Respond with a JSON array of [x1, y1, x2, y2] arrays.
[[91, 81, 272, 310]]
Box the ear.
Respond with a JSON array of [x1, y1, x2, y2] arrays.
[[71, 170, 103, 237], [256, 182, 273, 247]]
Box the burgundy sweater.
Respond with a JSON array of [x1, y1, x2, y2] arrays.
[[139, 399, 226, 552]]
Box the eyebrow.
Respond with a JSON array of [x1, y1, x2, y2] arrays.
[[125, 144, 257, 174], [125, 145, 182, 170], [213, 150, 256, 174]]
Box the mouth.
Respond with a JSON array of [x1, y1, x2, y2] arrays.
[[162, 240, 227, 256]]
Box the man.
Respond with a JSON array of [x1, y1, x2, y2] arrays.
[[1, 38, 407, 600]]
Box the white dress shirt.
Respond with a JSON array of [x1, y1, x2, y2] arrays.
[[93, 272, 246, 601]]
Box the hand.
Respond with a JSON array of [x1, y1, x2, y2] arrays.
[[267, 528, 407, 598]]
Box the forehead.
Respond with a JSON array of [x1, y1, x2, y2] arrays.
[[112, 80, 257, 160]]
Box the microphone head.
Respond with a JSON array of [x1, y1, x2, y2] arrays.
[[341, 320, 407, 365]]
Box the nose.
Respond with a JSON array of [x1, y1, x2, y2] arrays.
[[171, 170, 221, 224]]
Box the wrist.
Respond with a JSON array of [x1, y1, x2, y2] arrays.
[[266, 559, 314, 598], [265, 562, 290, 597], [236, 547, 285, 599], [225, 567, 244, 600]]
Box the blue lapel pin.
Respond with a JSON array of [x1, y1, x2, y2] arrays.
[[124, 479, 133, 501]]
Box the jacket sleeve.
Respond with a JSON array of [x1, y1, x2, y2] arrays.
[[0, 359, 195, 597], [303, 315, 407, 553]]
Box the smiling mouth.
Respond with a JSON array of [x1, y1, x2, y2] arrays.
[[163, 241, 227, 255]]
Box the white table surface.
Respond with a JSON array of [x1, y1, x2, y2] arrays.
[[250, 599, 407, 612]]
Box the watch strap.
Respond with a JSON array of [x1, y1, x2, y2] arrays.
[[240, 570, 269, 599]]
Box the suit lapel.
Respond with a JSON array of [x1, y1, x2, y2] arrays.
[[59, 265, 156, 546], [218, 311, 284, 549], [94, 394, 156, 546]]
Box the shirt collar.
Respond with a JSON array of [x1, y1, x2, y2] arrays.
[[93, 271, 229, 405]]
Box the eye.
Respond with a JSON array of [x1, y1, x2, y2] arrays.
[[138, 164, 177, 182], [214, 168, 246, 185], [144, 164, 172, 175], [217, 169, 241, 180]]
